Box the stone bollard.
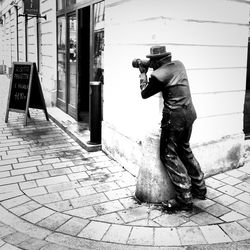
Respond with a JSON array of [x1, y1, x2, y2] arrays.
[[135, 133, 175, 203]]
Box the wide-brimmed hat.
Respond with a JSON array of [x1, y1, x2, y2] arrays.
[[146, 45, 170, 58]]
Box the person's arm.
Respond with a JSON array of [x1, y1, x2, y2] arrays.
[[140, 73, 162, 99]]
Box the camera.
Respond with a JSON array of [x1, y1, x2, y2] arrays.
[[132, 58, 150, 69]]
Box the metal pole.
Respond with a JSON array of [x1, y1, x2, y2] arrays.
[[25, 14, 28, 62], [36, 16, 39, 71], [15, 5, 19, 61]]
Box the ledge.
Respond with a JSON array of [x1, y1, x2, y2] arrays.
[[47, 107, 101, 152]]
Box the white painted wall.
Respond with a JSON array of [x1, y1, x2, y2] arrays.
[[103, 0, 250, 175], [0, 0, 57, 107], [0, 0, 28, 66], [0, 0, 3, 68], [39, 0, 57, 107]]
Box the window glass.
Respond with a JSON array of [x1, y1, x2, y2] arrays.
[[93, 1, 105, 82], [57, 16, 66, 103], [57, 0, 65, 10], [67, 0, 94, 7], [66, 0, 76, 6], [68, 14, 77, 107]]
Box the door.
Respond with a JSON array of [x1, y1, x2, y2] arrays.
[[244, 37, 250, 138], [57, 15, 67, 111], [77, 1, 105, 122], [56, 12, 78, 119], [78, 6, 90, 122], [56, 1, 104, 127], [67, 13, 78, 119]]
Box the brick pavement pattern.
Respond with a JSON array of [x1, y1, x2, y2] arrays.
[[0, 74, 250, 249]]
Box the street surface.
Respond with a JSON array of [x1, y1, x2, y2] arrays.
[[0, 74, 250, 249]]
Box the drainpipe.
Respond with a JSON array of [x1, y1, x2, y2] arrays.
[[14, 4, 19, 61], [36, 16, 39, 71], [25, 14, 28, 61]]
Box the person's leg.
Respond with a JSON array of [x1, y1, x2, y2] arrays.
[[160, 128, 193, 207], [177, 126, 206, 199]]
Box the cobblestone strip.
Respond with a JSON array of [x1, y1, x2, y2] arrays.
[[1, 199, 250, 249], [1, 144, 250, 246]]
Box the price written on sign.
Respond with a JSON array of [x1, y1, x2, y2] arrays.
[[14, 92, 27, 101], [14, 83, 29, 88]]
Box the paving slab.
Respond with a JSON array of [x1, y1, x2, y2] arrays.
[[0, 75, 250, 249]]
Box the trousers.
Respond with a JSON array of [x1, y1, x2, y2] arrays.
[[160, 123, 206, 204]]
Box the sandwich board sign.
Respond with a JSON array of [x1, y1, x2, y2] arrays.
[[5, 62, 49, 125]]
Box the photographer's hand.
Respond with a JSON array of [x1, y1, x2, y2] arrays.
[[138, 61, 148, 74], [139, 72, 148, 91]]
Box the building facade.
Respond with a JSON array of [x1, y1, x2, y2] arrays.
[[0, 0, 250, 177]]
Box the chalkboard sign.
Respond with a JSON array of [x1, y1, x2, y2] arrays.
[[9, 63, 31, 111], [5, 62, 49, 125]]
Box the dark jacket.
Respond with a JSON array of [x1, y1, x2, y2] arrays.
[[140, 60, 197, 129]]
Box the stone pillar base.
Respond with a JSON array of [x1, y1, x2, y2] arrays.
[[135, 133, 175, 203]]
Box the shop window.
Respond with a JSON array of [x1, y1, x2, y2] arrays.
[[56, 1, 105, 122], [67, 0, 76, 6], [68, 14, 77, 108], [66, 0, 93, 7], [93, 1, 105, 82], [57, 16, 67, 108], [57, 0, 65, 10]]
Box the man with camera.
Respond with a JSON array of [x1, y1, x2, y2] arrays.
[[133, 46, 206, 212]]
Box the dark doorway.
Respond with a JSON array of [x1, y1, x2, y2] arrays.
[[78, 6, 90, 122], [244, 37, 250, 138]]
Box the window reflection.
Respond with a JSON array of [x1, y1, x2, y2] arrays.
[[93, 1, 105, 82], [66, 0, 86, 6], [57, 0, 65, 10], [57, 16, 66, 103], [68, 14, 77, 107], [58, 0, 86, 9]]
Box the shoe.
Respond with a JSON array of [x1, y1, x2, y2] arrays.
[[192, 189, 207, 200], [192, 192, 206, 200], [162, 199, 193, 212]]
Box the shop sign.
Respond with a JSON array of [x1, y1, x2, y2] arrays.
[[23, 0, 40, 15], [5, 62, 49, 125]]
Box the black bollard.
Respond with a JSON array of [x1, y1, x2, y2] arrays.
[[89, 81, 102, 144]]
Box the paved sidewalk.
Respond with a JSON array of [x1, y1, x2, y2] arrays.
[[0, 74, 250, 249]]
